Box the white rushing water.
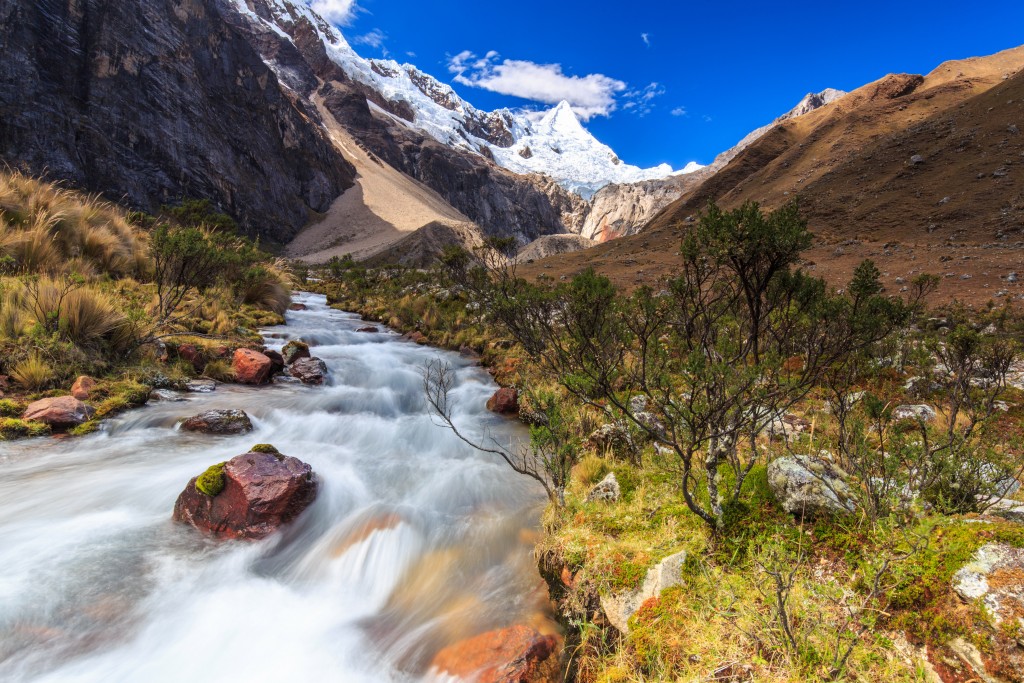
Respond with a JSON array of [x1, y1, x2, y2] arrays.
[[0, 293, 550, 682]]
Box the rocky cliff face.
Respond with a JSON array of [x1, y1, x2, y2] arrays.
[[0, 0, 354, 242]]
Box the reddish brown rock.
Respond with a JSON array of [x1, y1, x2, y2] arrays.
[[404, 331, 427, 344], [356, 326, 380, 333], [288, 303, 307, 311], [289, 357, 328, 385], [23, 396, 95, 428], [233, 349, 272, 385], [173, 451, 319, 540], [70, 376, 96, 400], [264, 350, 285, 376], [487, 387, 519, 415], [177, 344, 206, 372], [430, 625, 559, 683]]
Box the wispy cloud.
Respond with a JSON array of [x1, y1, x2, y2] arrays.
[[448, 51, 626, 120], [641, 32, 651, 48], [306, 0, 360, 25], [354, 28, 386, 49], [622, 82, 666, 117], [671, 106, 688, 117]]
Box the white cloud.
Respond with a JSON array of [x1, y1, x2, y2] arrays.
[[671, 106, 688, 116], [641, 33, 651, 47], [354, 28, 386, 49], [448, 51, 626, 120], [307, 0, 359, 26], [623, 82, 665, 117]]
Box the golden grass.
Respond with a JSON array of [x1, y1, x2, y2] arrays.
[[11, 352, 55, 390]]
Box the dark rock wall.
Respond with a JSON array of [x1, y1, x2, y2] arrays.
[[0, 0, 354, 242]]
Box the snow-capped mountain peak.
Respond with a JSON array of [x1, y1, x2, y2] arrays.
[[230, 0, 696, 197]]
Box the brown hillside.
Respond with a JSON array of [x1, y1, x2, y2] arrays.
[[523, 45, 1024, 306]]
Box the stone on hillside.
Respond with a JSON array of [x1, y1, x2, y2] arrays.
[[892, 404, 937, 422], [232, 349, 272, 385], [600, 550, 687, 634], [767, 455, 856, 519], [586, 472, 621, 503], [953, 543, 1024, 627], [429, 625, 559, 683], [486, 387, 519, 415], [281, 340, 311, 365], [70, 376, 96, 400], [173, 450, 318, 540], [586, 422, 636, 459], [180, 409, 253, 435], [22, 396, 95, 428], [289, 357, 328, 386]]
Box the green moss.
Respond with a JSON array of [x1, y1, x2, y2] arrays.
[[250, 443, 279, 454], [0, 399, 24, 417], [0, 418, 51, 439], [195, 462, 227, 497], [69, 420, 100, 436]]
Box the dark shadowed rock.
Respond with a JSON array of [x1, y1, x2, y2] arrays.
[[23, 396, 95, 428], [180, 409, 253, 435], [173, 450, 318, 540], [264, 350, 285, 376], [356, 326, 380, 333], [289, 357, 328, 385]]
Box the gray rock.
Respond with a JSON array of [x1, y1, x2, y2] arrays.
[[768, 455, 856, 518], [600, 550, 687, 634], [910, 154, 925, 165], [952, 544, 1024, 627], [289, 357, 328, 386], [149, 389, 187, 402], [586, 472, 621, 503], [185, 379, 217, 393], [892, 404, 938, 422], [179, 409, 253, 435]]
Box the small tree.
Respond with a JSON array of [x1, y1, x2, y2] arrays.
[[444, 201, 908, 532], [149, 225, 229, 327]]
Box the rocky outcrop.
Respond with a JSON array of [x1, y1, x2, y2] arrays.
[[599, 550, 687, 634], [233, 349, 273, 385], [0, 0, 355, 243], [767, 455, 856, 519], [22, 396, 95, 428], [173, 449, 319, 540], [516, 235, 596, 263], [585, 472, 620, 503], [487, 388, 519, 415], [429, 625, 559, 683], [179, 409, 254, 435], [289, 357, 328, 385]]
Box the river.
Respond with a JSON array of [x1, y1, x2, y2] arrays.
[[0, 292, 551, 682]]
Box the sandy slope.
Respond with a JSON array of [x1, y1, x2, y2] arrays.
[[285, 98, 475, 263]]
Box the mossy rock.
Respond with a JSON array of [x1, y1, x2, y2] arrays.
[[281, 340, 310, 365], [195, 462, 227, 497], [250, 443, 279, 454]]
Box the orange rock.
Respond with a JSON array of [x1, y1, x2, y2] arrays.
[[232, 349, 272, 385], [70, 375, 96, 400], [430, 625, 559, 683], [486, 387, 519, 415]]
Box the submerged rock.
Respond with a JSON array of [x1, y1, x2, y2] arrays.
[[767, 455, 856, 519], [429, 624, 559, 683], [179, 409, 253, 435], [356, 325, 380, 333], [22, 396, 95, 428], [233, 349, 272, 385], [289, 357, 328, 385], [173, 450, 319, 540], [486, 387, 519, 415]]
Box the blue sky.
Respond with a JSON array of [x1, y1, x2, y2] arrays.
[[312, 0, 1024, 170]]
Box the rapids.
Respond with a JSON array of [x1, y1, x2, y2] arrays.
[[0, 293, 552, 682]]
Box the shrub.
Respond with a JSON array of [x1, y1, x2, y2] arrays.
[[11, 353, 55, 390], [195, 462, 227, 497]]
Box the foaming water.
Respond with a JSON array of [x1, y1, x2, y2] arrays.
[[0, 293, 550, 682]]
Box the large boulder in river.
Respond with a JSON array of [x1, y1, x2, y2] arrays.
[[289, 357, 328, 385], [767, 455, 856, 519], [232, 349, 272, 385], [429, 624, 559, 683], [173, 448, 319, 540], [180, 409, 253, 435], [23, 396, 95, 428], [486, 387, 519, 415]]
